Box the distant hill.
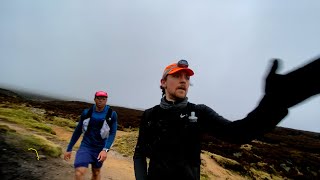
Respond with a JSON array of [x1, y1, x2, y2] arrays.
[[0, 88, 21, 97], [0, 87, 144, 130], [1, 87, 319, 179], [0, 87, 66, 101]]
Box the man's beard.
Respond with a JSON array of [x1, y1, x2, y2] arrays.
[[169, 91, 186, 101]]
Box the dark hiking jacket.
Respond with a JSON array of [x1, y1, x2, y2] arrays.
[[133, 95, 288, 180], [133, 57, 320, 180]]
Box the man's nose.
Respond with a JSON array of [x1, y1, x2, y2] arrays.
[[180, 75, 188, 82]]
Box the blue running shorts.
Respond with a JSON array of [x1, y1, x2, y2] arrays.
[[74, 148, 103, 168]]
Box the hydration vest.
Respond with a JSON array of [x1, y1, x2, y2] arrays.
[[81, 106, 114, 139], [143, 103, 199, 159]]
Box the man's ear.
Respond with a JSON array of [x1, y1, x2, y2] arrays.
[[160, 79, 166, 88]]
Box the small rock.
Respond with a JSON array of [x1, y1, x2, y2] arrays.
[[233, 152, 242, 158], [39, 155, 47, 159]]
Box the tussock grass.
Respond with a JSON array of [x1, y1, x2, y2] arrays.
[[205, 151, 248, 176], [112, 131, 138, 157], [0, 124, 16, 133], [21, 134, 62, 157], [205, 151, 286, 180], [1, 125, 62, 158], [210, 152, 242, 168], [50, 116, 76, 129], [0, 104, 76, 133], [200, 172, 210, 180], [248, 167, 284, 180], [0, 107, 55, 134]]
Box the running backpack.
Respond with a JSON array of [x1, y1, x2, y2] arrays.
[[143, 103, 198, 157], [81, 106, 114, 139]]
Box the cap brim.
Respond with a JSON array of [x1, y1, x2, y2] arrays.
[[167, 67, 194, 76]]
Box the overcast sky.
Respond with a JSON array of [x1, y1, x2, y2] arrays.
[[1, 1, 319, 132]]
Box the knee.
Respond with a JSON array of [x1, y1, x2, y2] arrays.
[[75, 168, 86, 178]]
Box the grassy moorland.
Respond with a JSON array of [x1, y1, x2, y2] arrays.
[[0, 87, 319, 179]]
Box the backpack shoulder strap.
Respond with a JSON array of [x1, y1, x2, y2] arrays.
[[81, 106, 94, 121], [143, 105, 161, 157], [145, 105, 160, 126], [187, 102, 197, 112], [105, 107, 114, 127], [81, 105, 94, 134], [106, 107, 113, 120]]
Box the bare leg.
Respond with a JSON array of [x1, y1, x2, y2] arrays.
[[75, 167, 87, 180], [91, 168, 101, 180]]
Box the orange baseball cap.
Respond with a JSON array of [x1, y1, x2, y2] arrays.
[[162, 59, 194, 79], [95, 91, 108, 97]]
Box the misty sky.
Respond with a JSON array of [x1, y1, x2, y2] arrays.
[[0, 1, 319, 132]]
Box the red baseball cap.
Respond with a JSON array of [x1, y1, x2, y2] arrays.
[[95, 91, 108, 97]]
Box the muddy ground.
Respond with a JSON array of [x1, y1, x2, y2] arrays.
[[0, 129, 73, 180]]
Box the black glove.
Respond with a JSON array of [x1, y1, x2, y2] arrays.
[[265, 59, 282, 94], [264, 56, 320, 108]]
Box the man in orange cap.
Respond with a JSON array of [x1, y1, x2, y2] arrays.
[[64, 90, 118, 180], [133, 58, 320, 180]]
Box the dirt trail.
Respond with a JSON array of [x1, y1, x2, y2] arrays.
[[1, 120, 244, 180], [52, 126, 135, 180], [0, 120, 135, 180], [0, 120, 74, 180], [61, 148, 135, 180]]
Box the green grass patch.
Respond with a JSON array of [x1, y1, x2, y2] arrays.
[[248, 167, 284, 180], [205, 151, 248, 176], [50, 116, 76, 129], [0, 124, 16, 133], [1, 126, 62, 158], [0, 106, 55, 134], [200, 172, 210, 180], [112, 131, 138, 157], [21, 134, 62, 157]]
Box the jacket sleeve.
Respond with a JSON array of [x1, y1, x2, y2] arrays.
[[66, 109, 87, 152], [133, 110, 149, 180], [104, 111, 118, 149], [265, 57, 320, 109], [198, 94, 288, 144], [201, 57, 320, 143]]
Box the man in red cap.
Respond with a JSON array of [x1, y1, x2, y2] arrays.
[[64, 90, 118, 180], [133, 58, 320, 180]]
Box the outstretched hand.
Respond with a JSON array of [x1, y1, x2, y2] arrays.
[[264, 56, 320, 108], [265, 59, 282, 95]]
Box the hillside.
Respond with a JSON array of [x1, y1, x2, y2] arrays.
[[0, 87, 319, 179]]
